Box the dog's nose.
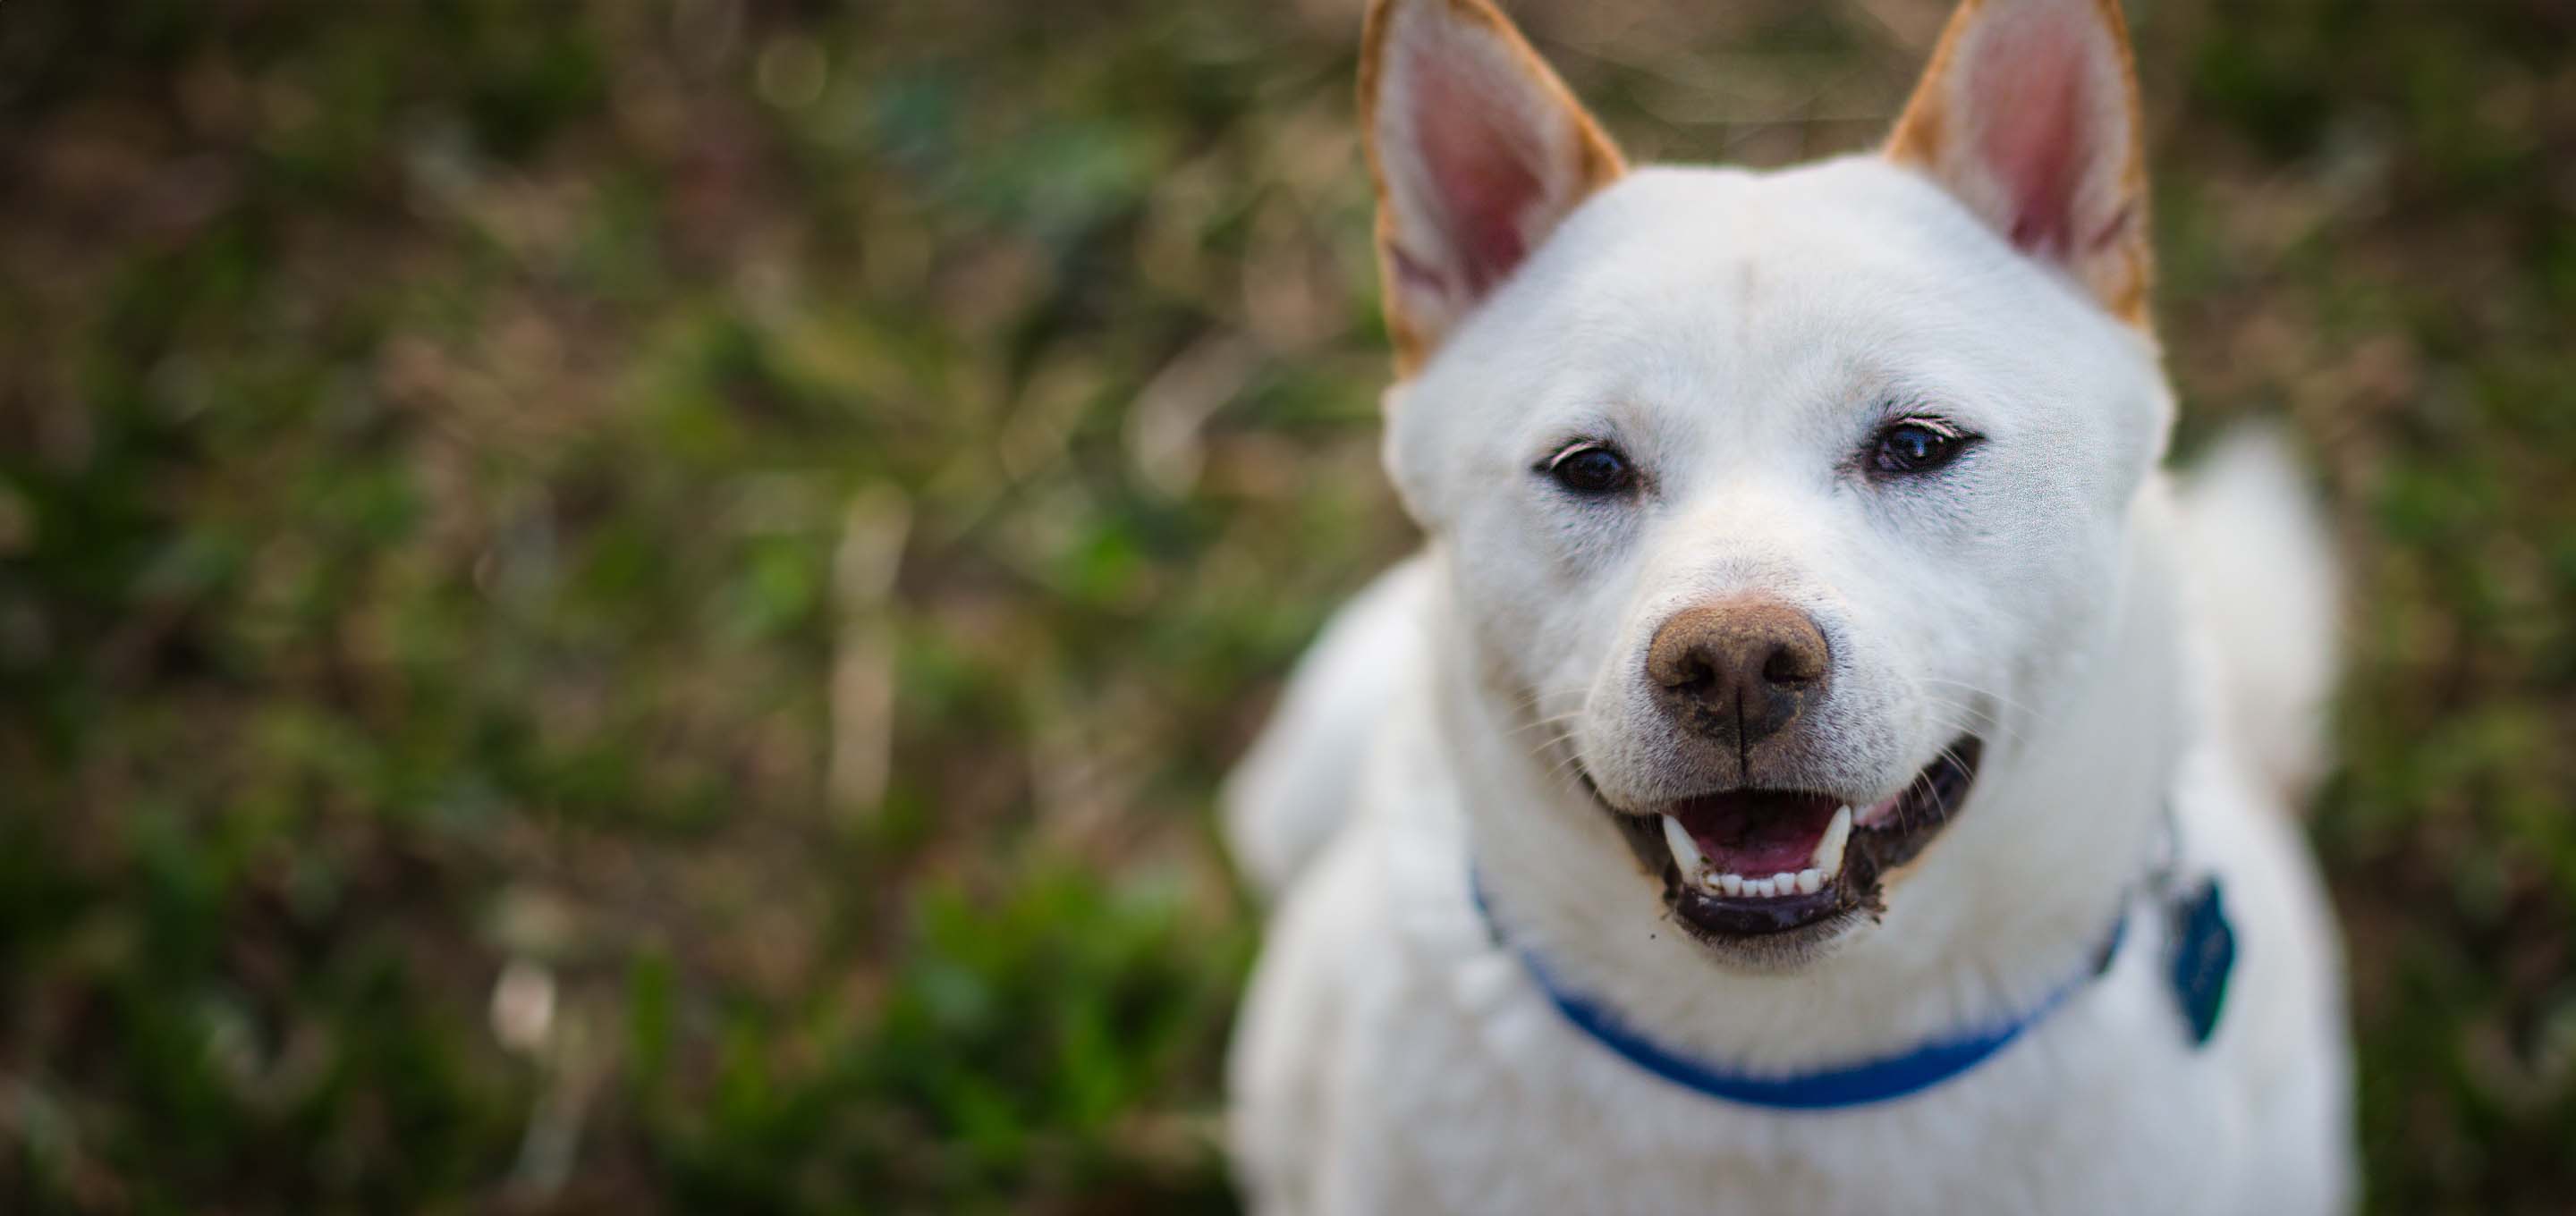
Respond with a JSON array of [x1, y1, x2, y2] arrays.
[[1646, 598, 1831, 748]]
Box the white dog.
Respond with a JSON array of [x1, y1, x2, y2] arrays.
[[1221, 0, 2355, 1211]]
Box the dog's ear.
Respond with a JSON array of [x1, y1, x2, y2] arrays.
[[1361, 0, 1624, 375], [1885, 0, 2153, 327]]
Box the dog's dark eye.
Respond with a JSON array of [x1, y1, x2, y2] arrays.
[[1546, 443, 1635, 495], [1869, 419, 1971, 477]]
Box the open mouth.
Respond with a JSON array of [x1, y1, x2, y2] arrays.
[[1604, 737, 1983, 941]]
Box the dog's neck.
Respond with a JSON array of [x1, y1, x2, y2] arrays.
[[1435, 481, 2198, 1072]]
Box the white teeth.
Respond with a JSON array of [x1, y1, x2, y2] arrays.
[[1662, 815, 1707, 882], [1812, 806, 1854, 878], [1696, 807, 1850, 900], [1705, 869, 1826, 899]]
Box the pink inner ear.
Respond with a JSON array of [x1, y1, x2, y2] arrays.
[[1970, 13, 2092, 259], [1412, 47, 1544, 297]]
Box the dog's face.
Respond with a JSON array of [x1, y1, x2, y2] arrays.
[[1364, 0, 2174, 963]]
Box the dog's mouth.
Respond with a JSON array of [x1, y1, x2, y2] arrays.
[[1601, 737, 1983, 942]]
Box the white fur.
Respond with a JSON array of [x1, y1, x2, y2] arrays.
[[1224, 559, 1436, 899], [1225, 4, 2355, 1212], [2177, 427, 2342, 799]]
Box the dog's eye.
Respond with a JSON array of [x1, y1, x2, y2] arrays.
[[1546, 442, 1635, 496], [1869, 419, 1972, 477]]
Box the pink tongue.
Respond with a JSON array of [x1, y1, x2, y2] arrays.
[[1671, 791, 1839, 874]]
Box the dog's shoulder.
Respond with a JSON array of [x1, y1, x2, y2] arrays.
[[1223, 556, 1438, 899], [1226, 663, 1503, 1211]]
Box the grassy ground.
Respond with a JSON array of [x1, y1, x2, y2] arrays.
[[2, 0, 2571, 1211]]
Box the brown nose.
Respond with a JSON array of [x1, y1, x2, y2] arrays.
[[1645, 597, 1831, 749]]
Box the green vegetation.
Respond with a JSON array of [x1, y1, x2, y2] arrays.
[[2, 0, 2568, 1211]]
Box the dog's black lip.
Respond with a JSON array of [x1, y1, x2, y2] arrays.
[[1594, 737, 1984, 942]]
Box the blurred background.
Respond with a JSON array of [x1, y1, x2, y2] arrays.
[[1, 0, 2570, 1211]]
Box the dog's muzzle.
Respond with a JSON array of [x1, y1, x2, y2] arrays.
[[1596, 736, 1984, 942]]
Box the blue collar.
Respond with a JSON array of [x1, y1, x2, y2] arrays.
[[1471, 874, 2132, 1111]]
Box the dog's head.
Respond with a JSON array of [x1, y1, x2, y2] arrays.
[[1364, 0, 2176, 964]]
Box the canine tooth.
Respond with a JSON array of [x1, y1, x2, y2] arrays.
[[1661, 815, 1707, 880], [1719, 874, 1744, 897], [1813, 806, 1853, 877], [1796, 868, 1823, 894]]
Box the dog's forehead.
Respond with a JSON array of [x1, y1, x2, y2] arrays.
[[1584, 161, 1969, 266], [1404, 154, 2165, 476], [1539, 159, 2066, 367]]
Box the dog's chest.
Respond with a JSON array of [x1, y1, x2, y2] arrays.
[[1339, 919, 2239, 1215]]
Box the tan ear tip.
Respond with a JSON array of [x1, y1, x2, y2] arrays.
[[1884, 109, 1945, 168]]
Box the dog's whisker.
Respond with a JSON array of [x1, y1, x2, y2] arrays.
[[1917, 695, 2028, 749], [1911, 687, 2028, 747], [1504, 711, 1587, 740], [1916, 678, 2040, 723], [1522, 721, 1584, 768]]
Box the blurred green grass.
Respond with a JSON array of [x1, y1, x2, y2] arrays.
[[0, 0, 2570, 1211]]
